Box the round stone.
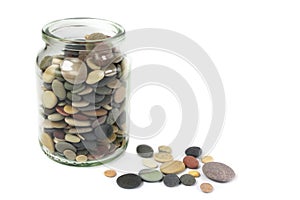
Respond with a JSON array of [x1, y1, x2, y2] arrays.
[[95, 86, 112, 95], [40, 133, 54, 153], [55, 141, 76, 153], [185, 146, 202, 158], [63, 105, 79, 114], [201, 155, 214, 163], [52, 79, 66, 100], [86, 70, 105, 85], [200, 183, 214, 193], [136, 144, 154, 158], [160, 161, 186, 174], [65, 117, 91, 127], [180, 174, 196, 186], [42, 91, 57, 109], [116, 174, 142, 189], [65, 134, 81, 143], [63, 149, 76, 161], [77, 86, 93, 95], [138, 169, 163, 182], [202, 162, 235, 183], [72, 101, 90, 108], [158, 145, 172, 153], [42, 64, 59, 83], [188, 170, 201, 178], [48, 113, 64, 122], [107, 79, 121, 89], [163, 174, 180, 187], [114, 86, 126, 103], [183, 156, 199, 169], [86, 57, 101, 70], [76, 155, 88, 162], [104, 169, 117, 178], [61, 58, 87, 84], [142, 158, 158, 169], [154, 152, 173, 163]]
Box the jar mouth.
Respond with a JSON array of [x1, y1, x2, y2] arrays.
[[42, 18, 125, 44]]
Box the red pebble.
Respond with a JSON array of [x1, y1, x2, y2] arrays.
[[183, 156, 199, 169]]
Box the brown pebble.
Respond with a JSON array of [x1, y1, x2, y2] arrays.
[[183, 156, 199, 169], [104, 169, 117, 177], [200, 183, 214, 193]]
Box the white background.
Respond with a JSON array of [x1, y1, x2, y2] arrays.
[[1, 0, 300, 199]]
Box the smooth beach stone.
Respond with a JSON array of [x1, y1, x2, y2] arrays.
[[40, 133, 54, 153], [160, 161, 186, 174], [63, 105, 79, 114], [65, 117, 91, 127], [104, 169, 117, 178], [163, 174, 181, 187], [43, 119, 67, 129], [138, 169, 163, 182], [200, 183, 214, 193], [202, 162, 235, 183], [117, 174, 142, 189], [47, 113, 64, 122], [86, 57, 101, 70], [114, 86, 126, 103], [64, 82, 75, 91], [39, 56, 53, 71], [136, 144, 154, 158], [65, 134, 81, 143], [158, 145, 172, 153], [180, 174, 196, 186], [95, 86, 112, 95], [103, 104, 112, 111], [107, 79, 121, 89], [86, 70, 105, 85], [53, 131, 65, 140], [56, 106, 70, 116], [55, 141, 76, 153], [185, 146, 202, 158], [61, 58, 87, 84], [120, 58, 129, 79], [42, 91, 58, 109], [91, 116, 107, 128], [58, 102, 66, 106], [201, 155, 214, 163], [76, 155, 88, 162], [67, 127, 93, 134], [183, 156, 199, 169], [43, 107, 56, 115], [142, 158, 158, 169], [82, 108, 107, 117], [82, 93, 105, 103], [97, 76, 117, 87], [70, 84, 86, 94], [52, 79, 66, 100], [188, 170, 201, 178], [154, 152, 173, 163], [42, 64, 59, 83], [77, 86, 93, 95], [72, 101, 90, 108], [63, 149, 76, 161], [72, 114, 90, 121], [104, 64, 117, 77], [67, 92, 82, 102]]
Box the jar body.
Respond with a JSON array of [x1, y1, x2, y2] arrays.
[[36, 18, 129, 166]]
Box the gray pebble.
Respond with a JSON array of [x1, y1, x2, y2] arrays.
[[180, 174, 196, 186], [136, 144, 154, 158], [163, 174, 180, 187], [202, 162, 235, 183], [55, 141, 76, 153]]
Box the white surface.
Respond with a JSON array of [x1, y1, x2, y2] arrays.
[[0, 0, 300, 199]]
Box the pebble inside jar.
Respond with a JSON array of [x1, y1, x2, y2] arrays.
[[36, 18, 129, 166]]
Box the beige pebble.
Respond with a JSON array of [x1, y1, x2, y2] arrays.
[[86, 57, 101, 70], [120, 57, 130, 79], [86, 70, 105, 85], [48, 113, 64, 122], [160, 160, 185, 174], [77, 86, 93, 95], [40, 133, 54, 153], [158, 145, 172, 153], [63, 149, 76, 160], [42, 64, 59, 83], [104, 169, 117, 178], [61, 58, 87, 84], [142, 158, 158, 169], [42, 91, 57, 109], [201, 156, 214, 163], [188, 170, 201, 177], [200, 183, 214, 193], [114, 86, 126, 103], [72, 101, 90, 108], [102, 104, 112, 110], [82, 109, 107, 117], [63, 105, 79, 114], [65, 117, 91, 127], [107, 79, 122, 89], [43, 119, 67, 129], [76, 155, 88, 162], [68, 127, 93, 134], [65, 134, 81, 143], [154, 152, 173, 163]]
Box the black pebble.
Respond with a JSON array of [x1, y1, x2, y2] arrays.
[[185, 146, 202, 158], [180, 174, 196, 186], [116, 174, 142, 189], [163, 174, 180, 187], [136, 144, 154, 158]]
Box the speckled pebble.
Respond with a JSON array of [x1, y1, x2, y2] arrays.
[[200, 183, 214, 193], [202, 162, 235, 183], [104, 169, 117, 178], [180, 174, 196, 186]]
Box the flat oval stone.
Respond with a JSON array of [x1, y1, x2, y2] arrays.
[[107, 79, 121, 89], [67, 92, 82, 102], [200, 183, 214, 193], [136, 144, 154, 158], [120, 58, 129, 79], [142, 158, 158, 169], [201, 155, 214, 163], [160, 161, 185, 174], [86, 57, 101, 70], [117, 174, 142, 189], [106, 108, 120, 125], [67, 127, 93, 134], [72, 101, 90, 108], [42, 64, 59, 83], [77, 86, 93, 95], [63, 105, 79, 114], [86, 70, 105, 85], [82, 108, 107, 117], [76, 155, 88, 162], [104, 169, 117, 178], [65, 117, 91, 127], [71, 84, 86, 94], [42, 91, 57, 109], [40, 133, 54, 153], [39, 56, 53, 71], [163, 174, 180, 187], [180, 174, 196, 186], [188, 170, 201, 177], [202, 162, 235, 183], [95, 86, 112, 95], [105, 64, 117, 77], [72, 114, 90, 121], [55, 141, 76, 153], [138, 169, 163, 182], [114, 86, 126, 103], [183, 156, 199, 169], [63, 149, 76, 161], [43, 119, 67, 129], [154, 152, 173, 163], [185, 146, 202, 158], [65, 134, 81, 143], [56, 106, 70, 116], [82, 93, 105, 103], [61, 58, 87, 84], [52, 79, 66, 100], [158, 145, 172, 153], [48, 113, 64, 122]]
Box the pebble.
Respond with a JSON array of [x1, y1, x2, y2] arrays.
[[39, 56, 53, 70], [75, 155, 88, 162], [42, 91, 57, 109], [201, 155, 214, 163], [71, 84, 86, 94], [86, 70, 105, 85], [95, 86, 112, 95], [200, 183, 214, 193], [67, 127, 93, 134], [163, 174, 181, 187], [63, 105, 79, 114], [40, 133, 54, 153], [86, 57, 101, 70], [104, 169, 117, 178], [63, 149, 76, 161], [188, 170, 201, 178], [52, 79, 66, 100], [105, 64, 117, 77], [180, 174, 196, 186], [65, 117, 91, 127], [53, 131, 65, 140], [48, 113, 64, 122], [72, 114, 90, 121], [107, 79, 121, 89], [55, 106, 69, 116], [55, 141, 76, 153], [114, 86, 126, 103], [72, 101, 90, 108], [65, 134, 81, 143], [154, 152, 173, 163], [136, 144, 154, 158], [202, 162, 235, 183], [43, 119, 67, 129], [67, 92, 82, 102], [77, 86, 93, 95], [158, 145, 172, 153], [82, 108, 107, 117], [142, 158, 158, 169], [120, 58, 129, 79], [185, 146, 202, 158], [42, 64, 59, 83], [61, 58, 87, 84], [160, 161, 186, 174], [116, 174, 142, 189], [183, 156, 199, 169], [138, 169, 163, 182]]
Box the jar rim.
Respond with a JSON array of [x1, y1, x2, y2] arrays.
[[42, 17, 125, 44]]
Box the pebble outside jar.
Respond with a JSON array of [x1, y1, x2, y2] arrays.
[[36, 18, 130, 166]]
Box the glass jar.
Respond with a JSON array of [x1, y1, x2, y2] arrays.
[[36, 18, 129, 166]]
